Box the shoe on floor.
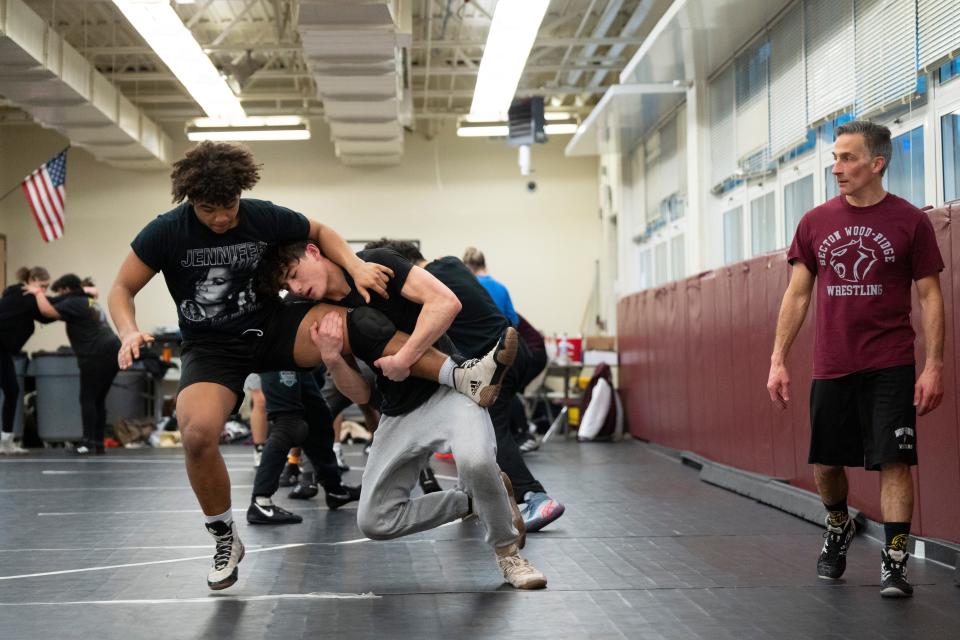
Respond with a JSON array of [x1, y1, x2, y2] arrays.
[[519, 437, 540, 454], [0, 433, 27, 456], [325, 484, 361, 510], [278, 462, 300, 487], [496, 543, 547, 590], [520, 492, 565, 532], [205, 520, 245, 590], [333, 443, 350, 472], [289, 472, 319, 500], [246, 499, 302, 525], [500, 471, 526, 549], [453, 326, 517, 407], [419, 467, 442, 494], [881, 547, 914, 597], [817, 516, 856, 580]]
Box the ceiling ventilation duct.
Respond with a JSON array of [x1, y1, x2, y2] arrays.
[[0, 0, 171, 169], [298, 0, 412, 166]]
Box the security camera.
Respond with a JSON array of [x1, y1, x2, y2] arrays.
[[526, 181, 537, 192]]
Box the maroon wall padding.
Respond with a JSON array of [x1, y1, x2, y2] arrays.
[[617, 204, 960, 543]]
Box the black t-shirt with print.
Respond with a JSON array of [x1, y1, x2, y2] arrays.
[[131, 198, 309, 342], [425, 256, 508, 358], [53, 293, 121, 361], [327, 248, 450, 417]]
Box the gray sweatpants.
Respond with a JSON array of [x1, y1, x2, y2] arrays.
[[357, 386, 519, 549]]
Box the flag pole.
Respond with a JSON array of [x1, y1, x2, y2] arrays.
[[0, 145, 71, 203]]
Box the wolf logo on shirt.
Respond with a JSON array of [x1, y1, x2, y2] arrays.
[[829, 238, 878, 283]]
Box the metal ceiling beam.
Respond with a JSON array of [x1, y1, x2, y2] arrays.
[[106, 63, 622, 83], [80, 35, 644, 57]]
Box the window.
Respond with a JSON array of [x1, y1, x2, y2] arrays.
[[670, 234, 686, 280], [939, 59, 960, 85], [654, 242, 669, 286], [825, 166, 839, 200], [943, 111, 960, 202], [750, 192, 777, 256], [638, 248, 653, 291], [784, 175, 814, 245], [884, 126, 925, 207], [723, 206, 744, 263]]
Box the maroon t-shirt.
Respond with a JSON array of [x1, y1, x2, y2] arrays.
[[787, 193, 943, 379]]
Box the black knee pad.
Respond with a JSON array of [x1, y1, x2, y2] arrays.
[[347, 306, 396, 363]]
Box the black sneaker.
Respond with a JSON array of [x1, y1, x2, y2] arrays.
[[325, 484, 361, 510], [289, 470, 318, 500], [278, 462, 300, 487], [880, 547, 914, 597], [817, 516, 856, 580], [204, 520, 245, 590], [419, 468, 442, 494], [246, 500, 303, 525]]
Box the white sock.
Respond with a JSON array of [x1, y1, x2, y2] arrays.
[[333, 442, 342, 453], [204, 508, 233, 526], [439, 357, 457, 387], [254, 496, 273, 507]]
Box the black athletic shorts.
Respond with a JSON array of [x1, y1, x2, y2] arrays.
[[178, 302, 314, 402], [808, 365, 917, 470]]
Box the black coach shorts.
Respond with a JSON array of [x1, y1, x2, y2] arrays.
[[808, 365, 917, 470], [177, 301, 315, 402]]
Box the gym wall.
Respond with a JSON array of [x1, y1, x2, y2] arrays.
[[617, 204, 960, 544], [0, 121, 600, 352]]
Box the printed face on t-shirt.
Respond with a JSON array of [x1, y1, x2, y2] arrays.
[[191, 197, 241, 234], [194, 266, 234, 305], [831, 133, 884, 199]]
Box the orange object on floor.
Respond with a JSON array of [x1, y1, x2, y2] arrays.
[[104, 437, 123, 449]]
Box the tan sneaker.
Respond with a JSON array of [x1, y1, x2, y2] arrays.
[[496, 544, 547, 590], [453, 326, 518, 407], [500, 471, 526, 549]]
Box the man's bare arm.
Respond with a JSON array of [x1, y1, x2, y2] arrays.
[[914, 274, 944, 415], [376, 266, 461, 378], [307, 219, 391, 302], [767, 263, 815, 408], [108, 251, 157, 368]]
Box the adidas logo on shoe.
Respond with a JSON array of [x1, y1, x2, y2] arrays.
[[454, 327, 518, 407]]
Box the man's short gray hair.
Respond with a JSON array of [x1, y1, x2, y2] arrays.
[[835, 120, 893, 176]]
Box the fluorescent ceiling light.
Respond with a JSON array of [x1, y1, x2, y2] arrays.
[[469, 0, 550, 121], [186, 116, 310, 141], [112, 0, 245, 120], [545, 123, 578, 135], [544, 111, 572, 121]]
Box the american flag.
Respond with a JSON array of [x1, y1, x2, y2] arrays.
[[21, 149, 68, 243]]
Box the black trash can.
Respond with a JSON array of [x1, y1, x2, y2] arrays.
[[28, 351, 82, 442]]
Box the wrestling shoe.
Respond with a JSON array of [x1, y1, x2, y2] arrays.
[[496, 544, 547, 590], [325, 484, 361, 510], [289, 471, 318, 500], [520, 492, 565, 532], [817, 515, 856, 580], [278, 462, 300, 487], [0, 433, 27, 455], [453, 326, 518, 408], [205, 520, 245, 590], [246, 499, 302, 525], [518, 437, 540, 454], [880, 547, 914, 597], [333, 443, 350, 472], [500, 471, 526, 549], [419, 468, 442, 494]]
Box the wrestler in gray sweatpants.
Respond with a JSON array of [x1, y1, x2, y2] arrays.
[[357, 386, 519, 549]]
